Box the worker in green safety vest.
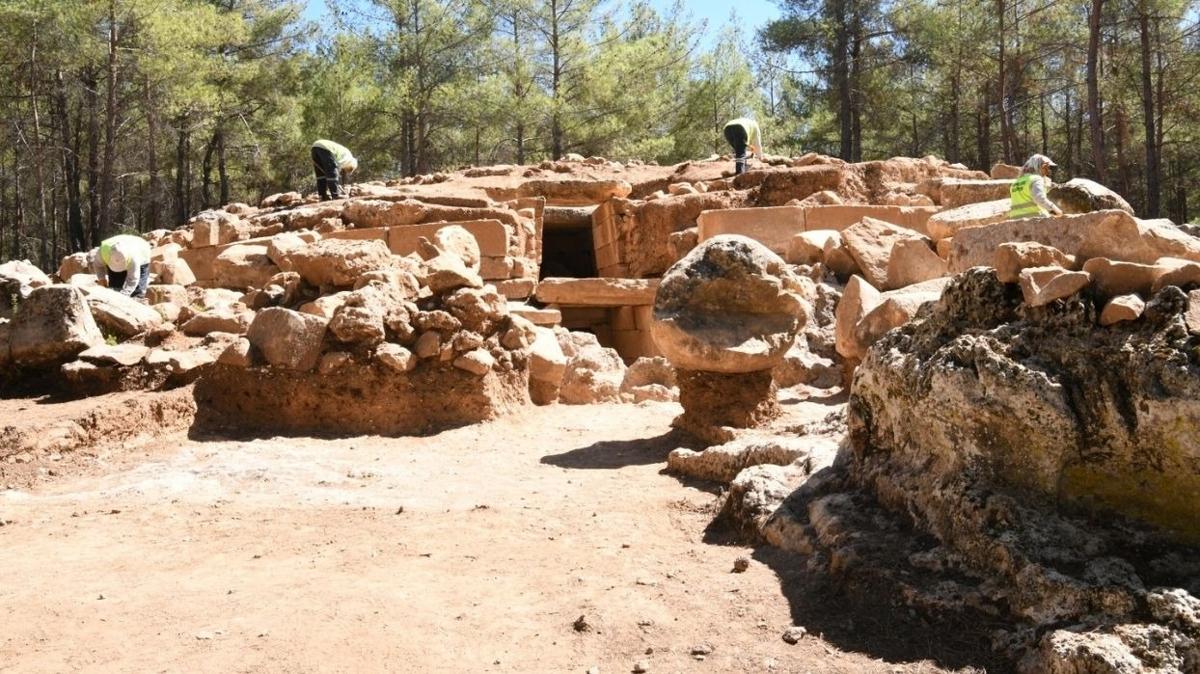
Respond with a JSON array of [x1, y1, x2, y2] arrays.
[[1010, 154, 1063, 219], [723, 117, 764, 176], [90, 233, 153, 298], [311, 139, 358, 201]]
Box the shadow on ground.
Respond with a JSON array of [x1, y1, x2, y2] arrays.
[[698, 500, 1011, 674], [540, 429, 697, 470]]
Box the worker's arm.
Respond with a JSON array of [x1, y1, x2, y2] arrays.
[[92, 252, 108, 284], [119, 262, 142, 296], [1031, 176, 1063, 215]]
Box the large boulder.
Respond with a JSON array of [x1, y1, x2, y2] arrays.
[[557, 331, 626, 404], [212, 244, 281, 290], [950, 210, 1200, 272], [1049, 178, 1135, 215], [246, 307, 328, 371], [286, 239, 395, 288], [0, 260, 52, 319], [79, 286, 164, 338], [840, 217, 927, 289], [650, 235, 808, 374], [8, 285, 105, 367]]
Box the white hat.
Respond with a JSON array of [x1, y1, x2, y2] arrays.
[[341, 157, 358, 173], [108, 248, 129, 272]]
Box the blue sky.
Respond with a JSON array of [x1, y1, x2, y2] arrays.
[[302, 1, 782, 43]]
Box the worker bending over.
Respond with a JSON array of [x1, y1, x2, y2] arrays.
[[311, 139, 358, 201], [1010, 154, 1063, 218], [723, 117, 763, 176], [91, 234, 152, 299]]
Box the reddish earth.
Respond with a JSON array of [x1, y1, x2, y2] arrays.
[[0, 396, 993, 673]]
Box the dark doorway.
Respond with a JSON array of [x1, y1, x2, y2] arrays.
[[540, 224, 597, 279]]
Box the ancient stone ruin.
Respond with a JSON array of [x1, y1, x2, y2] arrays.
[[4, 151, 1200, 671]]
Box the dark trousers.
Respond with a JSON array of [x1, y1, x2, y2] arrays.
[[311, 146, 342, 200], [724, 124, 749, 175], [107, 263, 151, 298]]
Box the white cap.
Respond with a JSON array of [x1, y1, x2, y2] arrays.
[[108, 248, 129, 272], [340, 157, 358, 173]]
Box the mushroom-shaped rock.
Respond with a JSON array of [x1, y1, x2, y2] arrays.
[[651, 235, 809, 443], [651, 235, 807, 374]]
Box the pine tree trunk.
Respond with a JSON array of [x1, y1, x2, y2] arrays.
[[218, 128, 229, 205], [1138, 5, 1160, 217], [55, 70, 85, 253], [98, 0, 119, 237], [1086, 0, 1106, 181], [146, 79, 160, 232], [84, 69, 100, 247], [175, 119, 190, 225]]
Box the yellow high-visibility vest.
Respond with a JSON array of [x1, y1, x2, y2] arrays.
[[1010, 175, 1044, 219]]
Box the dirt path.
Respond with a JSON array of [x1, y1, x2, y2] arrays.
[[0, 400, 982, 673]]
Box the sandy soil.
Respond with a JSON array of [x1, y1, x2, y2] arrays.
[[0, 399, 991, 673]]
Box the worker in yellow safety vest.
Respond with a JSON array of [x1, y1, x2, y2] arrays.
[[723, 117, 763, 176], [1010, 154, 1064, 219], [90, 234, 153, 298], [311, 139, 358, 201]]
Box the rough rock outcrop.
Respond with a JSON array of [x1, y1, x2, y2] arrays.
[[844, 268, 1200, 671]]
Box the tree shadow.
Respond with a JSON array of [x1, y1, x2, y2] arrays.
[[540, 428, 700, 470]]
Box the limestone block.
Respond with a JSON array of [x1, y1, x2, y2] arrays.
[[885, 238, 948, 290], [80, 285, 163, 338], [993, 242, 1076, 283], [246, 307, 328, 371], [695, 206, 805, 255], [212, 244, 281, 290], [536, 277, 659, 307], [786, 230, 840, 265], [841, 217, 926, 289], [1019, 267, 1091, 307], [835, 275, 882, 360], [9, 285, 104, 366], [926, 199, 1010, 241], [1099, 294, 1145, 326]]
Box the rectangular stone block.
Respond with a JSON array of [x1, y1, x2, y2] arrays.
[[536, 277, 659, 307], [494, 279, 535, 300], [192, 219, 220, 248], [508, 302, 561, 326], [325, 227, 389, 242], [387, 219, 509, 259], [803, 205, 937, 236], [696, 206, 805, 255]]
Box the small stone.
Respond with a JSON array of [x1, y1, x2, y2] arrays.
[[691, 642, 714, 656], [782, 626, 807, 644], [573, 615, 591, 632], [1099, 294, 1145, 326], [632, 660, 649, 673], [732, 556, 751, 573]]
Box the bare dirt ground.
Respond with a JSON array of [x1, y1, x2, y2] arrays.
[[0, 396, 995, 673]]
